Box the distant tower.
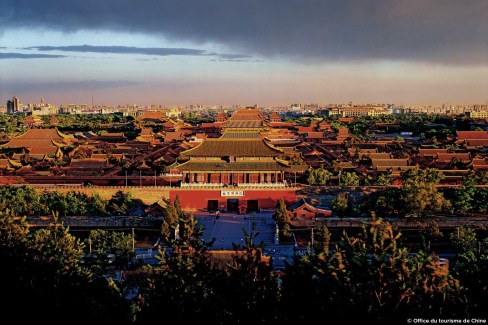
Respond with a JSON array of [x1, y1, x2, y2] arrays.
[[12, 96, 20, 112], [6, 100, 14, 114]]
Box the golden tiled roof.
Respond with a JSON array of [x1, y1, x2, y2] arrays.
[[228, 109, 263, 121], [418, 148, 449, 156], [0, 129, 70, 155], [181, 139, 282, 157], [0, 159, 10, 168], [225, 121, 263, 128], [177, 160, 289, 171], [457, 131, 488, 140], [371, 158, 409, 167], [69, 158, 108, 169], [437, 153, 471, 163], [136, 111, 166, 121], [220, 131, 260, 139], [360, 152, 391, 159]]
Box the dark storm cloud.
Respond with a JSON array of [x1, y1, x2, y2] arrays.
[[0, 52, 66, 59], [210, 58, 263, 63], [25, 45, 251, 61], [216, 54, 253, 60], [26, 45, 208, 56], [2, 0, 488, 65]]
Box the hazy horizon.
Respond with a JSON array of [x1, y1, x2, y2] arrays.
[[1, 1, 487, 106]]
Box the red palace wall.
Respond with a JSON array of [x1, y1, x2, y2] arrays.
[[170, 188, 296, 212]]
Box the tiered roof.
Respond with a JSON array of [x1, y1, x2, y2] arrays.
[[0, 129, 71, 156], [225, 121, 263, 128], [224, 109, 264, 128], [229, 109, 263, 120], [177, 108, 308, 174], [23, 115, 43, 127], [177, 160, 290, 172], [318, 121, 332, 131], [215, 112, 227, 122], [136, 111, 167, 123], [269, 112, 281, 122], [181, 138, 282, 157], [220, 131, 260, 139], [136, 128, 156, 143]]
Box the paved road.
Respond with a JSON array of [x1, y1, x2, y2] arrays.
[[194, 212, 298, 269], [132, 212, 298, 269], [195, 212, 277, 250]]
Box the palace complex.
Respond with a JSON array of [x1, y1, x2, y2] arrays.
[[2, 108, 488, 214]]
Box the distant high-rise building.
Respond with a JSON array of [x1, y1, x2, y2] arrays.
[[12, 96, 20, 112], [6, 100, 14, 114], [6, 96, 22, 113]]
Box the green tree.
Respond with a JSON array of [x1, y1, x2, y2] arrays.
[[87, 192, 109, 216], [273, 198, 291, 237], [451, 175, 477, 214], [373, 188, 401, 216], [307, 167, 317, 185], [418, 221, 443, 252], [161, 200, 180, 242], [47, 190, 69, 216], [317, 168, 333, 185], [452, 184, 475, 214], [108, 191, 135, 215], [135, 203, 216, 323], [218, 223, 280, 323], [474, 187, 488, 213], [281, 219, 464, 323], [65, 191, 88, 215], [314, 225, 332, 253], [0, 185, 42, 216], [174, 195, 184, 217], [307, 167, 333, 185], [0, 211, 129, 322], [449, 227, 488, 317], [178, 211, 202, 243], [374, 172, 394, 186], [341, 171, 360, 187], [86, 229, 134, 267], [331, 192, 349, 216], [401, 168, 450, 216]]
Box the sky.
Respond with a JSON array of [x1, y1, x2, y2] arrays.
[[0, 0, 487, 106]]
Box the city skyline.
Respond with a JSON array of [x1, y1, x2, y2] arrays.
[[1, 1, 487, 106]]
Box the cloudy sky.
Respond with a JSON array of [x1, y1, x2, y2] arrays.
[[0, 0, 487, 106]]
